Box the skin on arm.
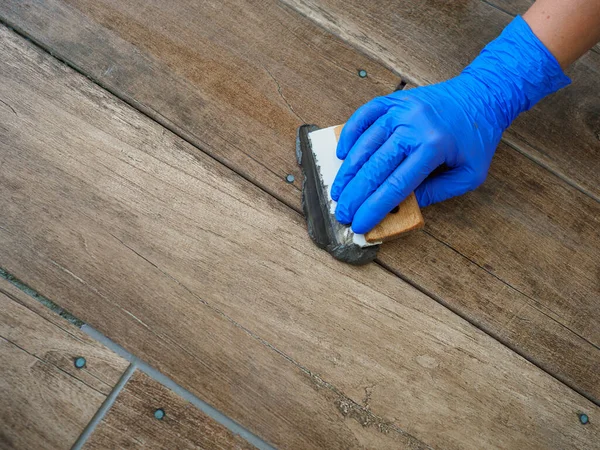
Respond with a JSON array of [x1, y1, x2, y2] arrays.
[[524, 0, 600, 68], [523, 0, 600, 69]]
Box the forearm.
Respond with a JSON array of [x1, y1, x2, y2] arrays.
[[524, 0, 600, 67]]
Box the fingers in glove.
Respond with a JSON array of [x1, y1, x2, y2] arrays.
[[415, 166, 486, 207], [351, 149, 444, 234], [335, 130, 412, 224], [336, 98, 390, 160], [331, 114, 396, 202]]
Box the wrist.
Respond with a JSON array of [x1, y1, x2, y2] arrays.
[[460, 15, 571, 130]]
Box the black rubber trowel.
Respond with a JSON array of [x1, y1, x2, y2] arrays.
[[296, 123, 424, 265]]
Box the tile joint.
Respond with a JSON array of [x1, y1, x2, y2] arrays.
[[1, 265, 276, 450], [71, 363, 136, 450]]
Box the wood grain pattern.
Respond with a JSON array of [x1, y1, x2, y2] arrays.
[[1, 0, 598, 405], [281, 0, 600, 200], [1, 25, 599, 450], [0, 0, 398, 212], [332, 124, 424, 242], [0, 277, 129, 450], [283, 2, 600, 399], [486, 0, 534, 12], [0, 25, 430, 450], [0, 278, 129, 395], [377, 81, 600, 400], [85, 371, 256, 450]]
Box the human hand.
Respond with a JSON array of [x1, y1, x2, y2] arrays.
[[331, 16, 570, 234]]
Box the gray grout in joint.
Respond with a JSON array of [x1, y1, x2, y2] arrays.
[[82, 325, 277, 450], [1, 266, 276, 450], [71, 364, 136, 450]]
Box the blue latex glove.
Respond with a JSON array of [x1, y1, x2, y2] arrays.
[[331, 16, 570, 234]]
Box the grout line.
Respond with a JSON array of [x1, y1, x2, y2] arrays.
[[478, 0, 514, 17], [0, 18, 295, 217], [375, 257, 600, 407], [421, 228, 600, 354], [1, 265, 428, 448], [71, 363, 136, 450], [1, 263, 275, 448], [81, 325, 277, 450], [280, 1, 600, 206], [0, 268, 83, 327], [501, 136, 600, 203]]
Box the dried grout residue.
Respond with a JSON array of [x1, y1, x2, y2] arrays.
[[300, 366, 433, 450], [0, 267, 84, 327], [335, 397, 391, 430]]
